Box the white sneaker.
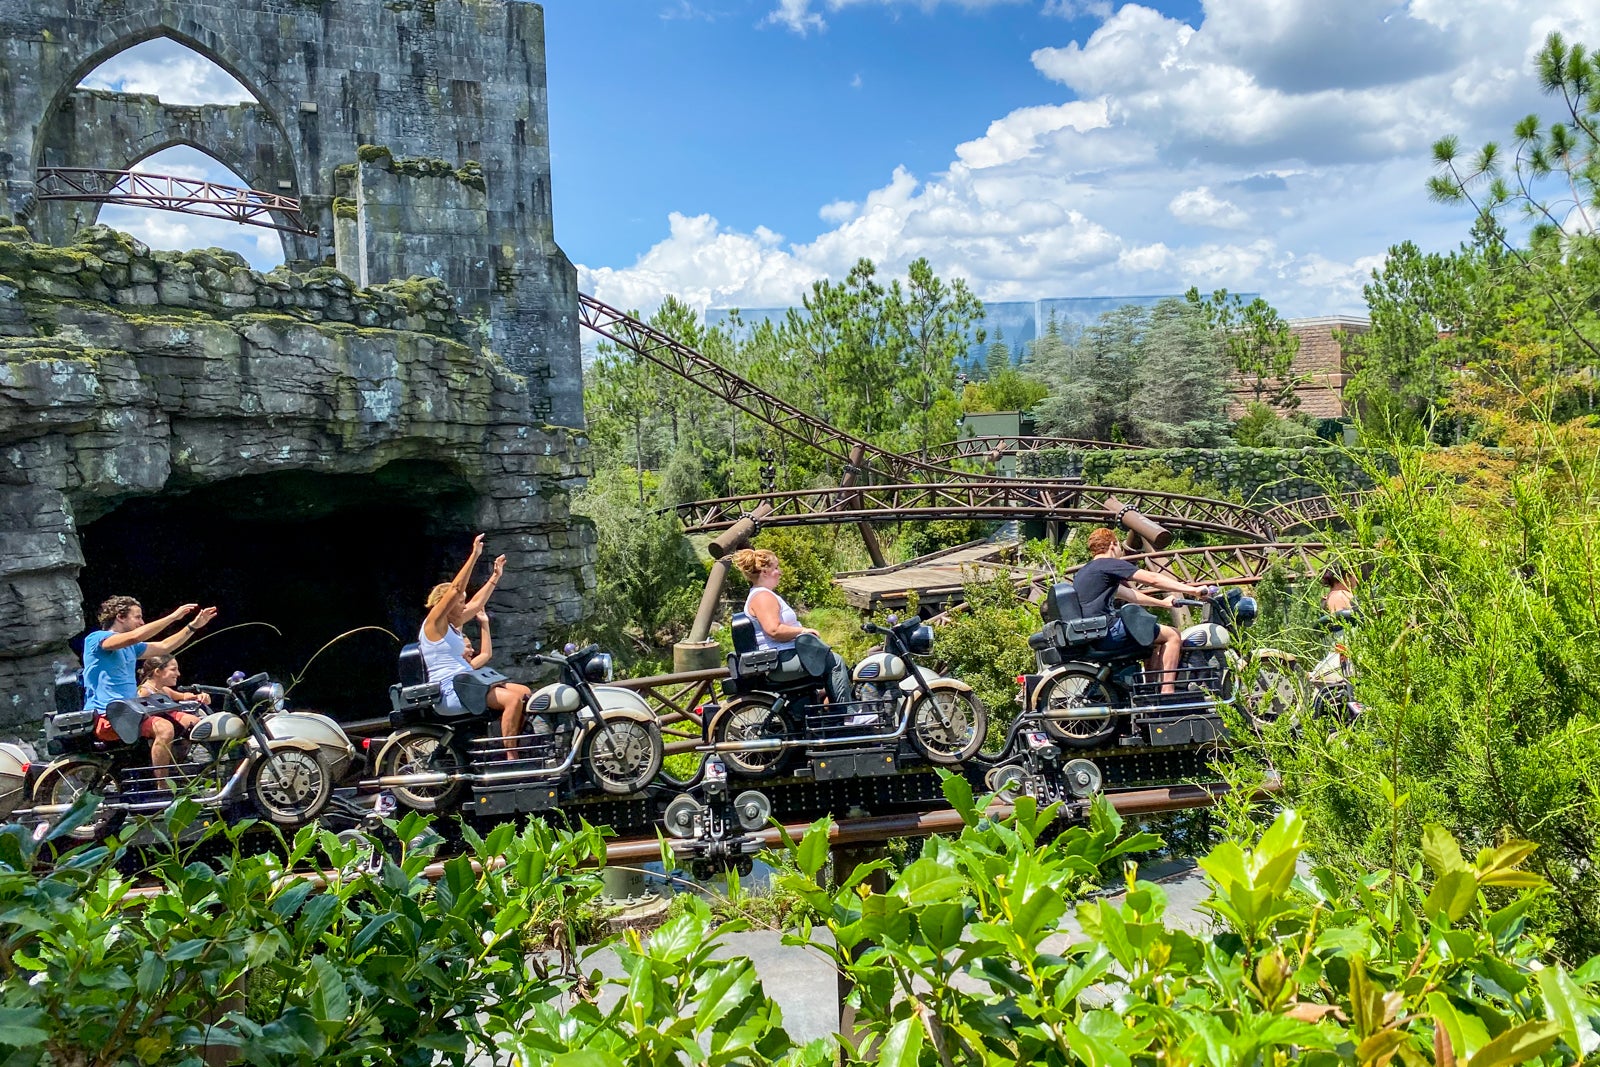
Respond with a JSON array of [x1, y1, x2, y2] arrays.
[[845, 713, 878, 728]]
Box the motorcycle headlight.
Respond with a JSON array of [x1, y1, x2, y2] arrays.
[[906, 625, 934, 656], [583, 652, 614, 684], [1234, 597, 1258, 625], [254, 681, 285, 710]]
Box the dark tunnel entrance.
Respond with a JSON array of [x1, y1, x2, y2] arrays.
[[77, 462, 480, 723]]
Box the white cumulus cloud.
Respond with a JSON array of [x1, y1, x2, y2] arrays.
[[581, 0, 1600, 321]]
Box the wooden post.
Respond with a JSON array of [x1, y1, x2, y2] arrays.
[[675, 502, 773, 672]]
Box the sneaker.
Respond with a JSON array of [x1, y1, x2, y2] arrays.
[[844, 713, 879, 728]]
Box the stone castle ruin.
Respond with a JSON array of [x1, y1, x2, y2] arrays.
[[0, 0, 593, 730]]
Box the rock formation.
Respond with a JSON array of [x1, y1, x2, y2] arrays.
[[0, 224, 594, 734]]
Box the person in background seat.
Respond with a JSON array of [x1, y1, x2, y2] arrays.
[[729, 548, 852, 710], [83, 596, 218, 770], [137, 654, 212, 707]]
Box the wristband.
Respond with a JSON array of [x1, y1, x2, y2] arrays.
[[183, 622, 195, 632]]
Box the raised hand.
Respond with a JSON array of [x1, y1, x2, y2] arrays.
[[491, 554, 507, 579], [190, 606, 219, 630], [169, 603, 199, 622]]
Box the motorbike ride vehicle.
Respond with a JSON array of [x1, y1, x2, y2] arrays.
[[1017, 581, 1264, 750], [700, 613, 986, 781], [1305, 609, 1361, 723], [30, 670, 353, 841], [369, 642, 664, 815]]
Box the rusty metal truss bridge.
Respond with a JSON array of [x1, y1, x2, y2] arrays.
[[34, 167, 316, 236], [579, 293, 971, 484], [674, 482, 1279, 542], [1065, 541, 1333, 586], [1256, 492, 1364, 535]]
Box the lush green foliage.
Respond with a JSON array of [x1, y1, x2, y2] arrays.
[[1186, 287, 1303, 409], [1267, 436, 1600, 962], [777, 779, 1600, 1066], [0, 803, 610, 1067], [11, 790, 1597, 1067]]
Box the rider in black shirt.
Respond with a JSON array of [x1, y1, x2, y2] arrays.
[[1079, 527, 1209, 694]]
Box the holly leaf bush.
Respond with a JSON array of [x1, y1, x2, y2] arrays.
[[4, 784, 1599, 1066], [775, 776, 1600, 1066]]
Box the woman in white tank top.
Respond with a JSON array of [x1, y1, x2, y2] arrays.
[[421, 534, 533, 750], [728, 548, 852, 709]]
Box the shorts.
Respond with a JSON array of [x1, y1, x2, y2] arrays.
[[1093, 618, 1145, 657], [94, 707, 202, 743]]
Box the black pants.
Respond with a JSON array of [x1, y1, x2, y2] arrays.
[[788, 634, 853, 707]]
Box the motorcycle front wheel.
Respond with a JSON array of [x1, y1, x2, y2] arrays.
[[582, 718, 663, 795], [374, 728, 467, 812], [248, 748, 333, 825], [908, 689, 986, 764], [1036, 670, 1121, 748]]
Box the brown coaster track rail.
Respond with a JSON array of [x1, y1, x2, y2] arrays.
[[35, 167, 316, 236], [673, 482, 1279, 542]]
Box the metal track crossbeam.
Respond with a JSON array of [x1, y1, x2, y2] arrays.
[[34, 167, 316, 236], [674, 482, 1277, 541]]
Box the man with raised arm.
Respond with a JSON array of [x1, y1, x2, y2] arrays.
[[83, 596, 219, 769]]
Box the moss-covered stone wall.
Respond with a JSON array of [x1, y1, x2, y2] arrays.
[[0, 225, 594, 734]]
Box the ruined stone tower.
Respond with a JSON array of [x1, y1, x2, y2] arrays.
[[0, 1, 596, 731], [0, 0, 581, 423]]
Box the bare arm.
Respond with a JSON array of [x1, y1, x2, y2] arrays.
[[146, 606, 218, 656], [470, 612, 493, 668], [747, 588, 813, 642], [1131, 568, 1205, 597], [101, 603, 197, 652], [424, 535, 485, 639], [1114, 585, 1173, 609], [462, 554, 506, 618]]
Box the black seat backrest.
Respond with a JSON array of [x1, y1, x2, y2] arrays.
[[54, 663, 85, 714], [730, 614, 759, 655], [1043, 581, 1088, 623], [398, 643, 428, 686]]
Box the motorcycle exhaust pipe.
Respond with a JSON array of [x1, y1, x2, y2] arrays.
[[709, 738, 790, 752], [366, 772, 463, 788], [1043, 705, 1118, 720]]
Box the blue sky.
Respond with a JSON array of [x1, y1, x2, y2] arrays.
[[79, 0, 1600, 318]]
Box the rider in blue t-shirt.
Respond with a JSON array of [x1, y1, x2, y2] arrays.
[[83, 595, 218, 770]]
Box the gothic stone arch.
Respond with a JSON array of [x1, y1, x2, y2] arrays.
[[0, 0, 581, 423]]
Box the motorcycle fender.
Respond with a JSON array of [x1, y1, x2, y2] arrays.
[[899, 671, 971, 694], [596, 706, 656, 727], [36, 755, 111, 783], [372, 725, 452, 772], [1250, 648, 1299, 667], [703, 698, 769, 743], [250, 736, 320, 758], [593, 686, 654, 718]]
